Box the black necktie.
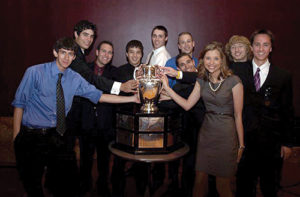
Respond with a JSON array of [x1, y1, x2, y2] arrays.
[[56, 73, 66, 135]]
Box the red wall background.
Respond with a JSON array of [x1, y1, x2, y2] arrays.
[[1, 0, 300, 115]]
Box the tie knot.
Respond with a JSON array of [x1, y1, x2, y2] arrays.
[[257, 67, 260, 72], [58, 73, 63, 80]]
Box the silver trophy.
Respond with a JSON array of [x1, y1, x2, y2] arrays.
[[134, 64, 162, 113]]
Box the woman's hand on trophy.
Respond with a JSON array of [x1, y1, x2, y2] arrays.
[[159, 89, 171, 101], [160, 67, 178, 77], [120, 79, 139, 93], [160, 74, 170, 90]]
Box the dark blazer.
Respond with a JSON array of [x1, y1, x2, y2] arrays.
[[113, 63, 140, 111], [114, 63, 135, 83], [181, 72, 198, 84], [80, 63, 117, 133], [113, 63, 135, 96], [231, 61, 294, 153], [66, 46, 115, 132], [69, 45, 114, 92]]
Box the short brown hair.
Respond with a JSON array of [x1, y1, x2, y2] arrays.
[[178, 32, 193, 43], [176, 53, 192, 68], [151, 25, 168, 37], [53, 37, 78, 53], [250, 29, 274, 46]]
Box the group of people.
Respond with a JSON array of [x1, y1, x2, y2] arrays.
[[12, 19, 294, 197]]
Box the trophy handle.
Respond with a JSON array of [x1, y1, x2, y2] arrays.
[[133, 65, 146, 80], [133, 67, 138, 80]]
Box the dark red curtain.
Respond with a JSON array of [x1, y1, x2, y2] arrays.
[[1, 0, 300, 115]]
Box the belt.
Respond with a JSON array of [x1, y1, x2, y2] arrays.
[[21, 125, 56, 135], [206, 111, 233, 117]]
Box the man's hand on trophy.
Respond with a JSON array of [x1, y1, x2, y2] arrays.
[[155, 65, 165, 78], [160, 67, 178, 77], [134, 66, 144, 80], [120, 79, 139, 93], [133, 92, 141, 103]]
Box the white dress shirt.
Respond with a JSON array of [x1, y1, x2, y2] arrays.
[[146, 46, 171, 67], [252, 59, 270, 87]]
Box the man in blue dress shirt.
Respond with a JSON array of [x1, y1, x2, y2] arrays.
[[12, 37, 138, 197], [165, 32, 198, 87]]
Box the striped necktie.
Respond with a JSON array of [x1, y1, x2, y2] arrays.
[[254, 67, 260, 92]]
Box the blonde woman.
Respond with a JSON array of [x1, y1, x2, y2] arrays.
[[161, 42, 244, 197]]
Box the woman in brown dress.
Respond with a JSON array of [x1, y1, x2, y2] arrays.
[[161, 42, 244, 197]]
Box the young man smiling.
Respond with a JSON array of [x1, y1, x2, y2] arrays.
[[165, 32, 198, 87], [12, 37, 138, 197], [79, 41, 117, 196], [145, 25, 171, 67], [115, 40, 144, 85], [111, 40, 145, 196], [236, 29, 294, 197], [70, 20, 138, 94]]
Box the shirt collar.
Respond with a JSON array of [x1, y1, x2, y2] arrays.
[[252, 59, 270, 73], [51, 61, 66, 77], [153, 46, 166, 54]]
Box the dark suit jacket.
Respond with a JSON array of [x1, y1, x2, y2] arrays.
[[80, 63, 116, 135], [181, 72, 198, 84], [231, 61, 294, 154], [113, 63, 142, 113], [113, 63, 135, 96], [114, 63, 135, 83], [66, 46, 116, 132], [69, 45, 114, 92]]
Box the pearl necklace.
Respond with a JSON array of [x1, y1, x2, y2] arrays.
[[208, 79, 223, 92]]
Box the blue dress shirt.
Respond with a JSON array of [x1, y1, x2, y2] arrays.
[[165, 56, 198, 87], [12, 61, 102, 128]]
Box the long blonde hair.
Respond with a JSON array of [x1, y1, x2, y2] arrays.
[[197, 41, 232, 81]]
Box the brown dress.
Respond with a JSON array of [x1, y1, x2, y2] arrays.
[[195, 75, 241, 177]]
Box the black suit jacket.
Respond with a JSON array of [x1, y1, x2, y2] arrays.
[[69, 46, 114, 92], [114, 63, 135, 83], [232, 61, 294, 150], [80, 63, 117, 133], [113, 63, 140, 111], [181, 72, 198, 84], [113, 63, 135, 96]]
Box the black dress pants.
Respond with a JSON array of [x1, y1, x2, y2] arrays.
[[236, 144, 282, 197], [14, 127, 79, 197], [79, 128, 114, 195]]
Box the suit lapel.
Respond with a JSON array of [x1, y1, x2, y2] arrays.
[[76, 45, 86, 61], [247, 63, 256, 92]]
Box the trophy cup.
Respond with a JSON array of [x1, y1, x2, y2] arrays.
[[134, 64, 162, 113], [113, 64, 184, 154]]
